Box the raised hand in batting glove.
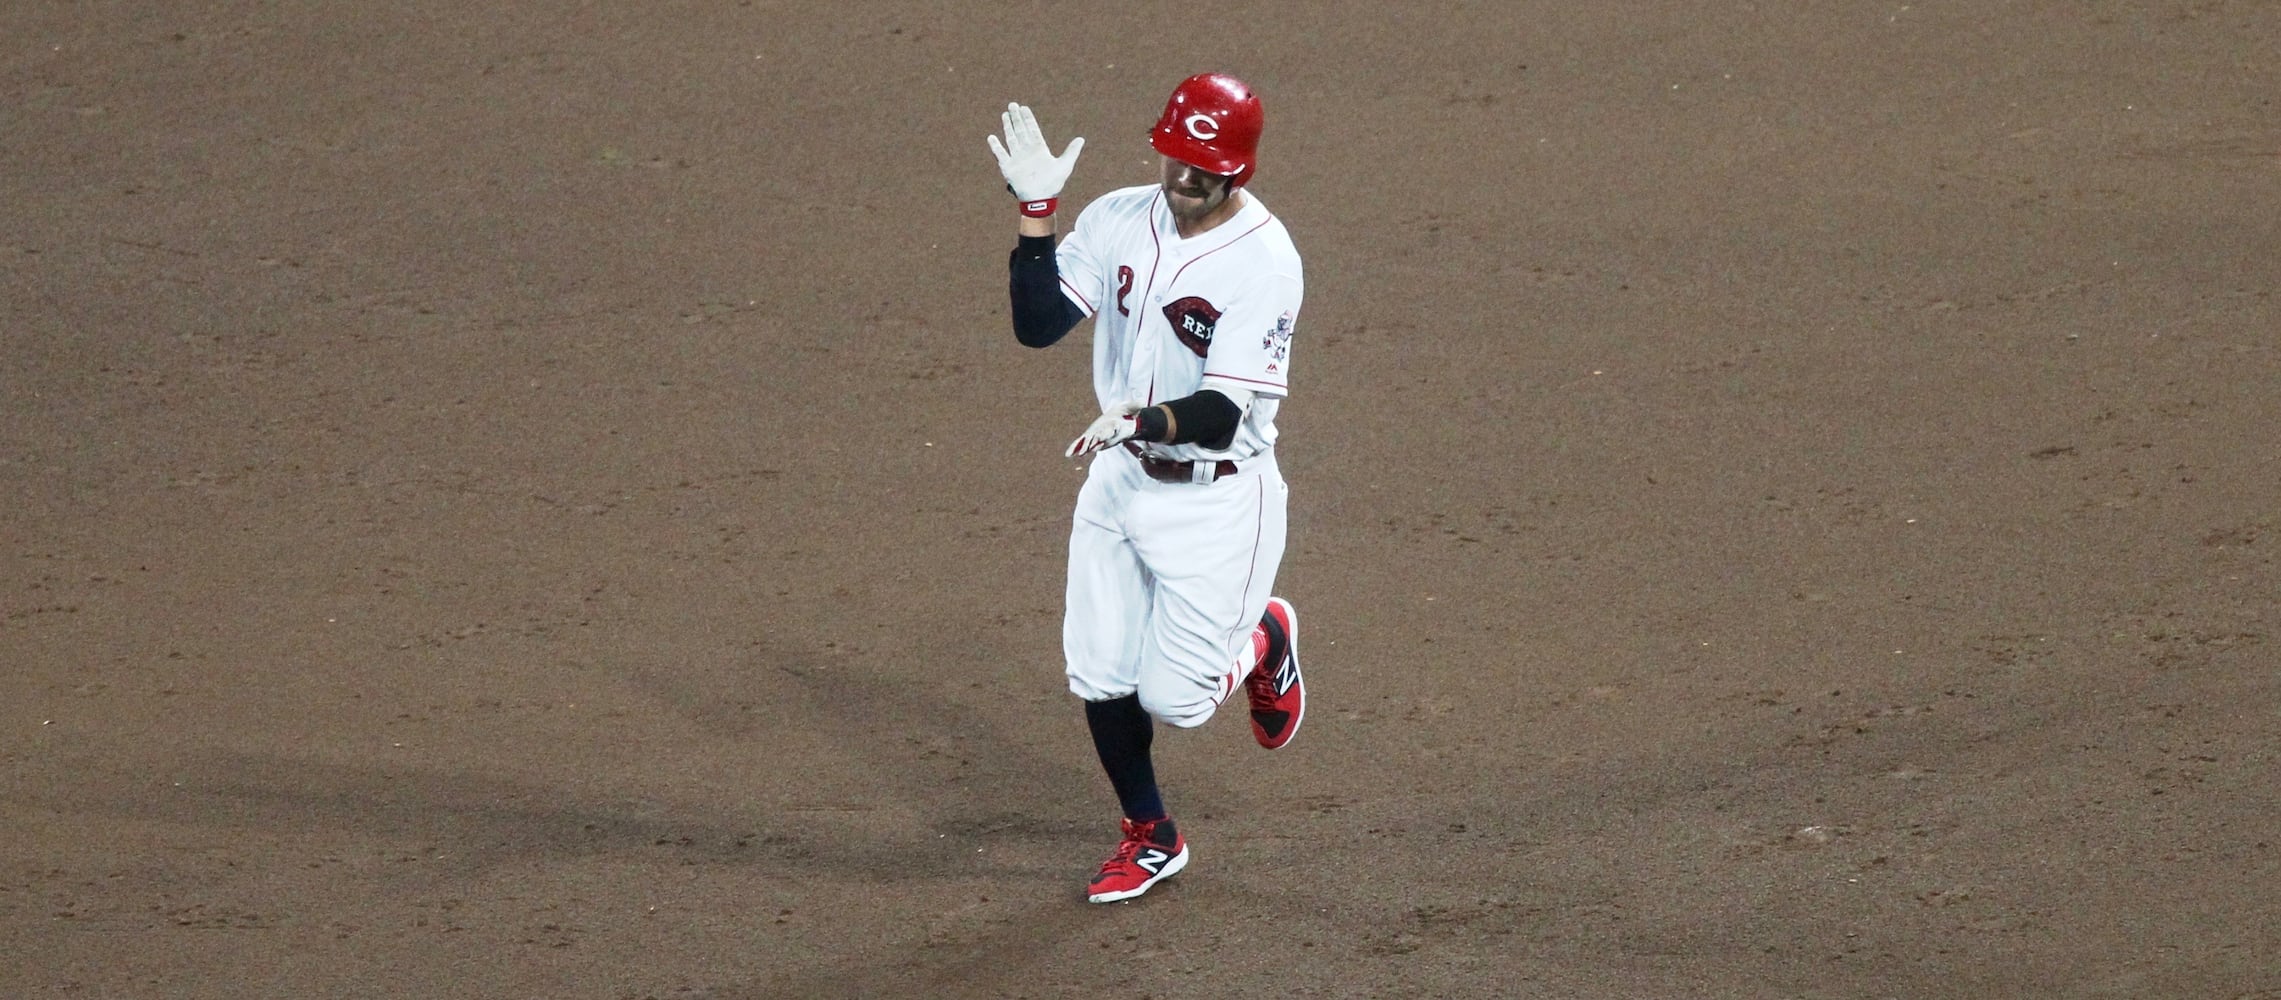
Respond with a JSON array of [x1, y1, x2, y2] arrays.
[[988, 103, 1084, 217], [1066, 402, 1145, 458]]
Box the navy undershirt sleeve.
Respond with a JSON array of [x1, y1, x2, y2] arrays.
[[1009, 235, 1083, 348]]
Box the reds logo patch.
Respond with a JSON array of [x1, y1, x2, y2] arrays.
[[1162, 296, 1221, 357]]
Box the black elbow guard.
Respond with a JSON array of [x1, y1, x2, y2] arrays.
[[1159, 390, 1242, 450]]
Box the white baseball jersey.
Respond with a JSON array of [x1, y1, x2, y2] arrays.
[[1054, 184, 1303, 463]]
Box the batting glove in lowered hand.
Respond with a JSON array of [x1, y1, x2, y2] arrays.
[[1066, 402, 1145, 458], [988, 103, 1084, 214]]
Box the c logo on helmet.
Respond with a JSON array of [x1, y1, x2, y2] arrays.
[[1183, 113, 1220, 141]]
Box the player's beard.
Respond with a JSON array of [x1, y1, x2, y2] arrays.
[[1160, 156, 1236, 229], [1162, 174, 1233, 229], [1165, 184, 1224, 220]]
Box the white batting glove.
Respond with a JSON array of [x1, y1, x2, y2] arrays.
[[1066, 403, 1144, 458], [988, 103, 1084, 216]]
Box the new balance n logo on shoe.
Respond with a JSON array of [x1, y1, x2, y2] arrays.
[[1247, 597, 1306, 750], [1088, 818, 1190, 903]]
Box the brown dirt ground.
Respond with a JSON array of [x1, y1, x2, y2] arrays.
[[5, 3, 2278, 998]]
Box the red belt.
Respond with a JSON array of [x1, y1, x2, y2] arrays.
[[1125, 442, 1237, 484]]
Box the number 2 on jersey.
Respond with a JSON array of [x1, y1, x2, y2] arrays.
[[1116, 265, 1134, 316]]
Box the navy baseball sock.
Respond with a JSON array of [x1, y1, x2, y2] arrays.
[[1084, 695, 1168, 824]]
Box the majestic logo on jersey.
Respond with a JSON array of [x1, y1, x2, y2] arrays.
[[1162, 296, 1221, 358], [1183, 113, 1220, 140]]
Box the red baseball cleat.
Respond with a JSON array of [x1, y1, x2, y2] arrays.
[[1087, 817, 1188, 903], [1247, 597, 1306, 750]]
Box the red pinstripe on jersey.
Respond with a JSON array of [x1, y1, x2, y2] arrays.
[[1199, 371, 1287, 391], [1168, 216, 1275, 287], [1059, 276, 1094, 314]]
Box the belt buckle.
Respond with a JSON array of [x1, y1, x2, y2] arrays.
[[1128, 444, 1177, 483]]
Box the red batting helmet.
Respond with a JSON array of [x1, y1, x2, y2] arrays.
[[1150, 73, 1264, 187]]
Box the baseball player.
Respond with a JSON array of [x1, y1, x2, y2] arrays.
[[988, 72, 1307, 903]]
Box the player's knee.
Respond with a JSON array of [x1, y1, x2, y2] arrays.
[[1137, 683, 1217, 729]]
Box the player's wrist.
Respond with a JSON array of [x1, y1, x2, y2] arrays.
[[1004, 182, 1059, 218], [1132, 405, 1171, 443]]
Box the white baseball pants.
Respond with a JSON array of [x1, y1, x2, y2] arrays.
[[1062, 446, 1287, 727]]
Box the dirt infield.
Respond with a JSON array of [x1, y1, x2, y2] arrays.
[[5, 3, 2277, 997]]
